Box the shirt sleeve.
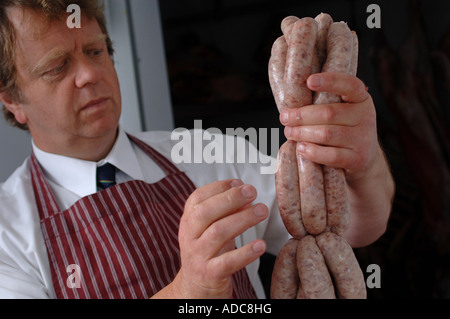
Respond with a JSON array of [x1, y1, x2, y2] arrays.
[[0, 250, 51, 299], [0, 160, 55, 299]]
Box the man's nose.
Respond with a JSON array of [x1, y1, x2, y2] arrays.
[[74, 56, 102, 88]]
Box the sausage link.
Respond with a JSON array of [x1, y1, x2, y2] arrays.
[[349, 31, 359, 76], [323, 22, 354, 73], [283, 17, 326, 236], [283, 17, 326, 235], [275, 141, 307, 239], [323, 166, 350, 236], [313, 21, 354, 105], [281, 16, 319, 78], [268, 36, 288, 112], [297, 152, 327, 235], [316, 232, 367, 299], [283, 17, 318, 109], [281, 15, 299, 44], [270, 239, 300, 299], [314, 13, 333, 68], [313, 22, 355, 235], [296, 235, 336, 299]]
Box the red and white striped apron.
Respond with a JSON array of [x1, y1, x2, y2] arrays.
[[30, 134, 257, 299]]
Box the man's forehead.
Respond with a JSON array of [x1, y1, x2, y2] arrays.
[[7, 6, 58, 39], [7, 6, 98, 41]]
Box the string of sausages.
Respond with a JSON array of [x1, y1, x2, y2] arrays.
[[268, 13, 366, 299]]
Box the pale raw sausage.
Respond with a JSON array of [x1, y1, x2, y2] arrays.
[[313, 22, 354, 105], [283, 17, 317, 109], [349, 31, 359, 76], [283, 17, 327, 235], [268, 36, 288, 112], [297, 152, 327, 235], [314, 13, 333, 68], [281, 15, 299, 44], [270, 239, 300, 299], [296, 235, 336, 299], [316, 232, 367, 299], [323, 166, 350, 236], [275, 141, 307, 239], [313, 21, 355, 235]]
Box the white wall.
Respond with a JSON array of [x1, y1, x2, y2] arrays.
[[128, 0, 174, 131], [105, 0, 143, 133], [0, 119, 31, 181], [105, 0, 174, 132], [0, 0, 173, 181]]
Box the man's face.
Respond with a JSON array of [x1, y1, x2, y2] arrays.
[[5, 7, 121, 156]]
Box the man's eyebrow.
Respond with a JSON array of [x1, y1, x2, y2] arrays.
[[31, 51, 67, 76], [85, 33, 108, 46], [31, 34, 108, 76]]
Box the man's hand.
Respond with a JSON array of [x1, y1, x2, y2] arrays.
[[152, 179, 268, 298], [280, 72, 394, 247], [280, 72, 377, 183]]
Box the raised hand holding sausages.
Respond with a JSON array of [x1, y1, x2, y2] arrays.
[[269, 13, 366, 299]]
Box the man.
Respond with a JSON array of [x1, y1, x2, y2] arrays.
[[0, 0, 394, 299]]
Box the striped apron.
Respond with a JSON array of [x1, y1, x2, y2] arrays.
[[30, 135, 257, 299]]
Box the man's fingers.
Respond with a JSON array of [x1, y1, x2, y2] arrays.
[[184, 183, 258, 239], [280, 102, 362, 127], [284, 124, 354, 148], [307, 72, 369, 103], [200, 203, 269, 258], [185, 179, 243, 207], [207, 239, 267, 279], [296, 142, 357, 170]]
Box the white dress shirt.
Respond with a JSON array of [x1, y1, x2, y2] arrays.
[[0, 128, 288, 299]]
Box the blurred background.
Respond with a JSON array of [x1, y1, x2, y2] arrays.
[[0, 0, 448, 298]]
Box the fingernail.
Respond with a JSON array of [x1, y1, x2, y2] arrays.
[[253, 241, 266, 253], [230, 179, 244, 188], [241, 185, 256, 199], [280, 111, 289, 124], [284, 126, 292, 138], [297, 142, 306, 153], [308, 74, 323, 89], [254, 204, 268, 218]]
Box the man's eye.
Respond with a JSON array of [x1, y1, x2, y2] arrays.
[[90, 49, 104, 57], [46, 62, 67, 76]]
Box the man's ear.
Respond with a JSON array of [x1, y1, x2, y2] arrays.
[[0, 91, 28, 125]]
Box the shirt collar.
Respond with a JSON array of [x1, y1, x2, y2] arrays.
[[32, 127, 145, 198]]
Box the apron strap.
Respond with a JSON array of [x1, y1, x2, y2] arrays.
[[30, 153, 60, 220], [127, 134, 180, 176]]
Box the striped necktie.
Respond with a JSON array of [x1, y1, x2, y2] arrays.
[[97, 163, 116, 190]]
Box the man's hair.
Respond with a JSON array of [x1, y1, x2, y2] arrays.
[[0, 0, 114, 130]]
